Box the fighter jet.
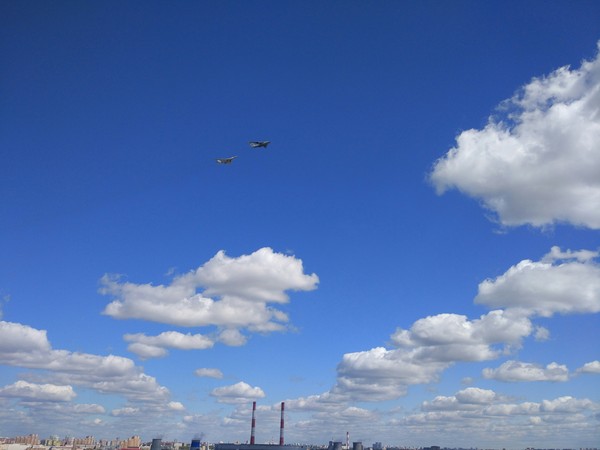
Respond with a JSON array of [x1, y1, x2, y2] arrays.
[[216, 156, 237, 164], [249, 141, 270, 148]]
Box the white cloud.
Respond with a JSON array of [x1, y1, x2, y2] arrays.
[[483, 360, 569, 382], [406, 388, 600, 429], [331, 308, 537, 402], [72, 403, 106, 414], [534, 326, 550, 341], [421, 395, 461, 411], [0, 321, 51, 354], [577, 360, 600, 374], [335, 346, 448, 401], [0, 380, 76, 402], [194, 368, 224, 379], [111, 407, 139, 416], [0, 320, 175, 408], [540, 396, 596, 413], [189, 247, 319, 302], [217, 329, 247, 346], [397, 387, 600, 446], [125, 342, 168, 360], [302, 247, 599, 408], [283, 392, 347, 413], [210, 381, 265, 404], [484, 402, 540, 416], [101, 248, 319, 333], [429, 42, 600, 229], [124, 331, 215, 359], [541, 246, 599, 263], [455, 387, 497, 404], [91, 373, 170, 402], [475, 247, 600, 317], [422, 388, 496, 411], [168, 401, 185, 411], [392, 309, 533, 351]]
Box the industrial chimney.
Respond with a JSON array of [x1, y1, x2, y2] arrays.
[[279, 402, 285, 446], [250, 401, 257, 445]]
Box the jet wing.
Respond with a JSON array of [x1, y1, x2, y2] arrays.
[[216, 156, 237, 164], [249, 141, 270, 148]]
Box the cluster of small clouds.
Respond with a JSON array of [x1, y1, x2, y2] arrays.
[[429, 41, 600, 229], [0, 319, 180, 434], [0, 248, 319, 437], [394, 387, 599, 447], [313, 246, 600, 404], [101, 247, 318, 359]]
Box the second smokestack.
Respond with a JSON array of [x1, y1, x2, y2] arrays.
[[279, 402, 285, 446], [250, 401, 256, 445]]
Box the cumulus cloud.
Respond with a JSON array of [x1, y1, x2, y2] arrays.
[[417, 388, 597, 420], [210, 381, 265, 404], [429, 42, 600, 229], [168, 401, 185, 411], [125, 343, 168, 360], [194, 368, 224, 379], [283, 391, 348, 413], [423, 387, 496, 411], [331, 308, 535, 402], [0, 320, 174, 406], [72, 403, 106, 414], [540, 396, 596, 413], [0, 380, 76, 402], [124, 331, 215, 359], [217, 329, 247, 346], [534, 326, 550, 341], [475, 246, 600, 316], [101, 248, 319, 333], [315, 246, 600, 404], [482, 360, 570, 382], [577, 360, 600, 374], [111, 406, 139, 416], [0, 320, 51, 354], [391, 309, 533, 353]]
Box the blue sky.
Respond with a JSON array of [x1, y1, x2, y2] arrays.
[[1, 1, 600, 448]]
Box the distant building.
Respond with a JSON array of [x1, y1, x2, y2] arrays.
[[121, 437, 142, 449], [14, 436, 40, 446]]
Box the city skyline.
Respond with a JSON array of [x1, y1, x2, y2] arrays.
[[1, 1, 599, 448]]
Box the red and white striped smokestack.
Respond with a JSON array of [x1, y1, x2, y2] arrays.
[[279, 402, 285, 446], [250, 401, 256, 445]]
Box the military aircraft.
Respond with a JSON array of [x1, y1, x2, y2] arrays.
[[249, 141, 270, 148], [216, 156, 237, 164]]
